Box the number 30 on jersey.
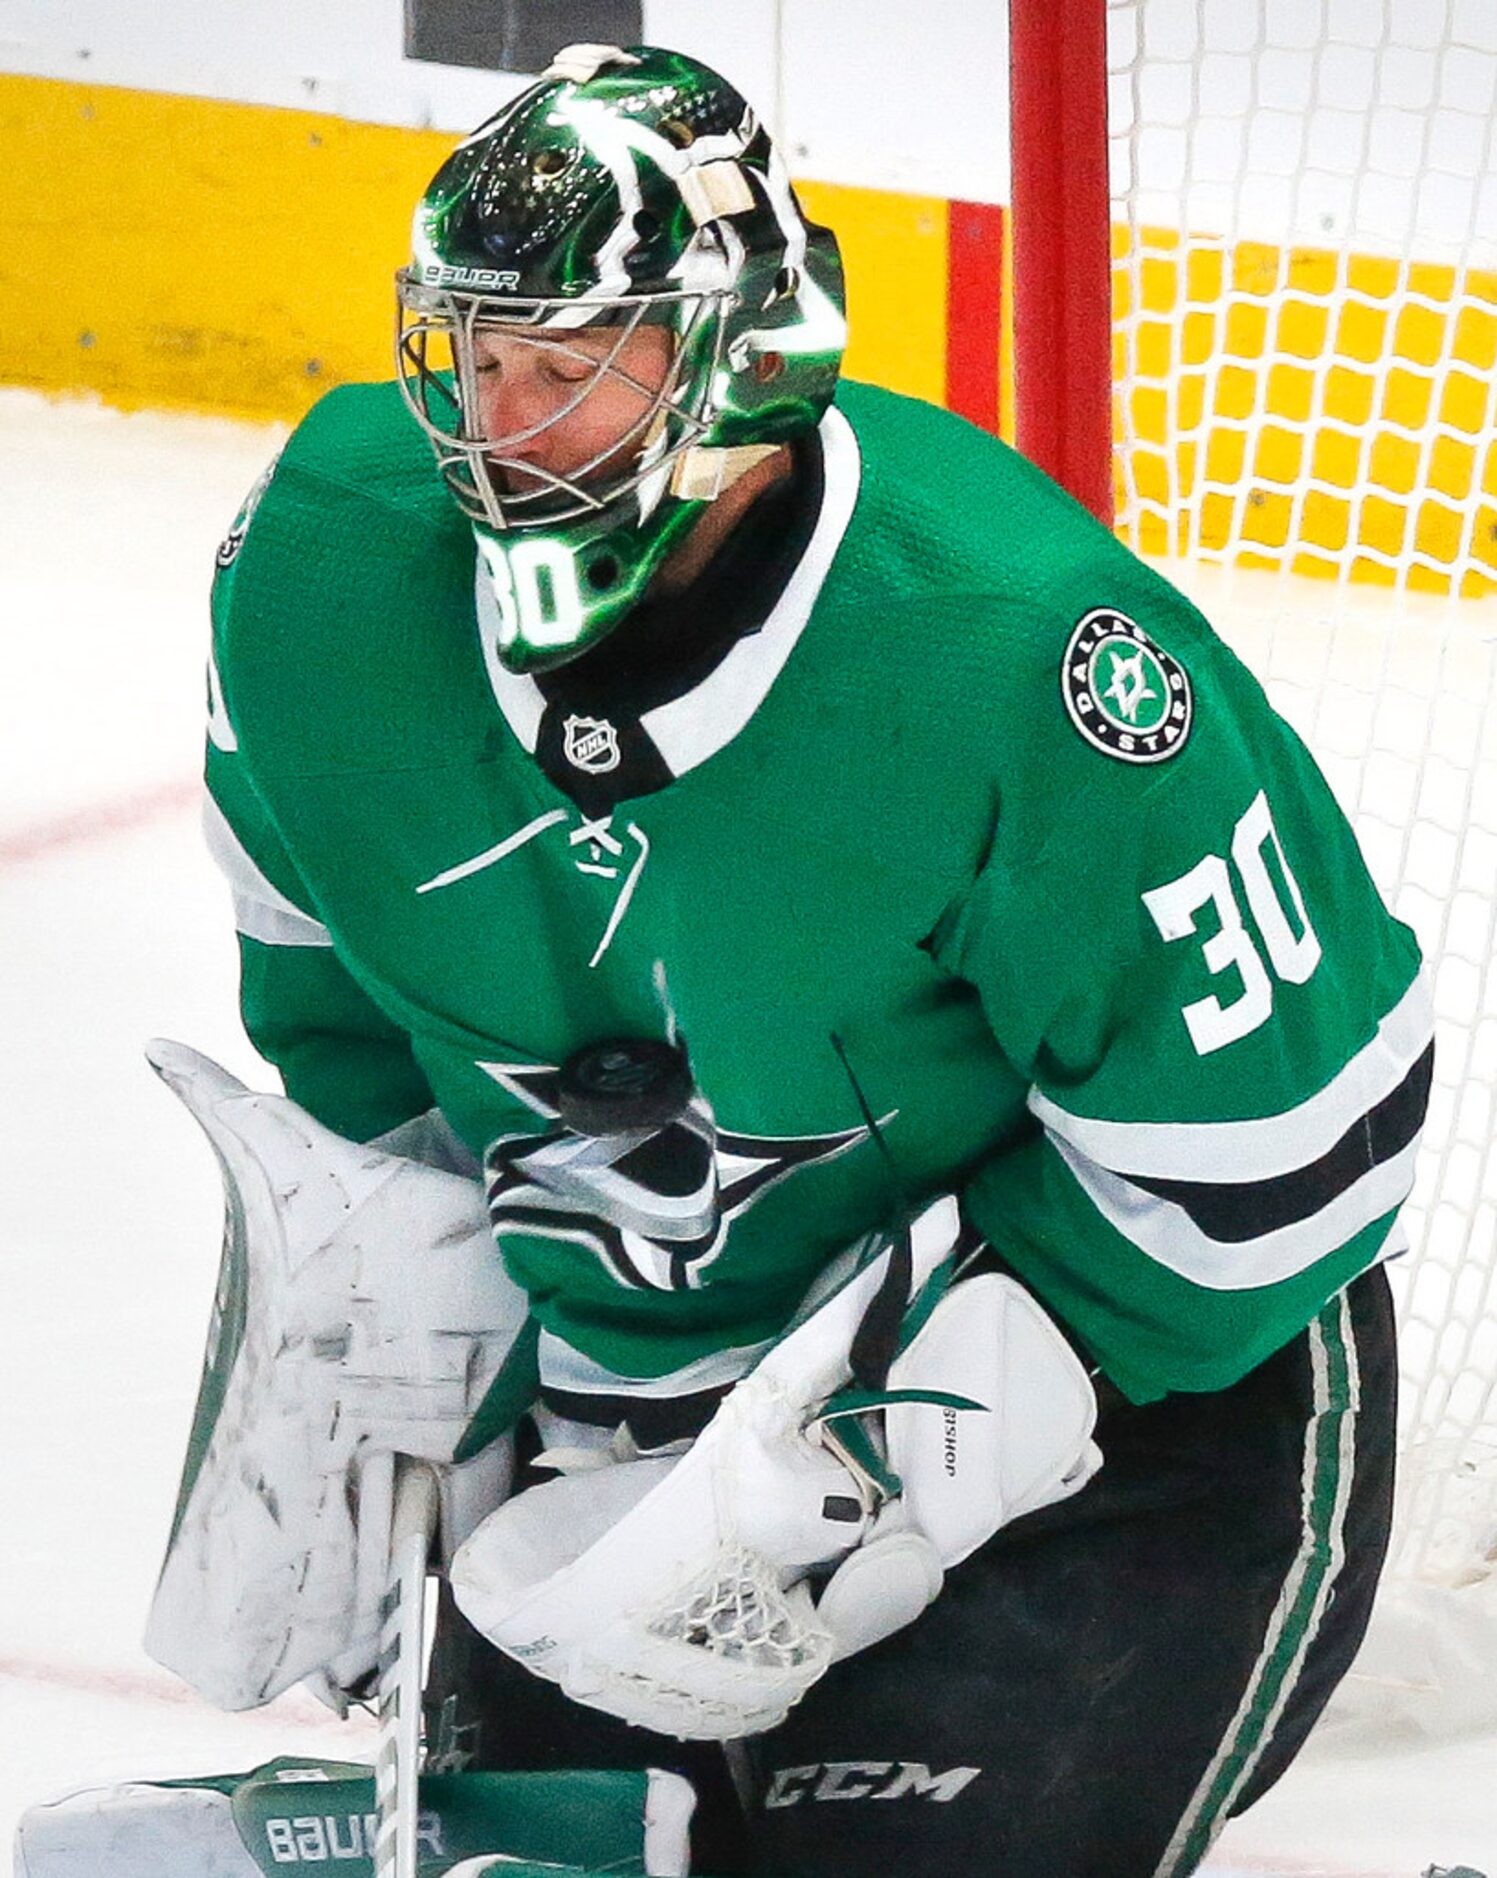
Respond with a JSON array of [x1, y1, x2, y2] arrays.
[[1142, 791, 1322, 1055], [479, 536, 586, 654]]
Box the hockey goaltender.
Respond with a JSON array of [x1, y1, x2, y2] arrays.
[[18, 41, 1433, 1878]]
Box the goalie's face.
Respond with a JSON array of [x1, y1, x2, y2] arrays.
[[469, 322, 676, 501]]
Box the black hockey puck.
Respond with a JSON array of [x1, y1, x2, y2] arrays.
[[556, 1037, 693, 1136]]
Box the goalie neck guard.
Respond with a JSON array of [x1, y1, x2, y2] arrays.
[[395, 42, 846, 673]]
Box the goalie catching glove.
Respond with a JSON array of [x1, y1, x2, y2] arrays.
[[142, 1043, 531, 1711], [450, 1195, 1102, 1740]]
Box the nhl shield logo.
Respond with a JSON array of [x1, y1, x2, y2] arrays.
[[563, 714, 622, 773]]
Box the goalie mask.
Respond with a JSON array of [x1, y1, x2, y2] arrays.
[[395, 43, 846, 672]]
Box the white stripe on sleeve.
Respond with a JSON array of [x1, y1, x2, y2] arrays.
[[1028, 970, 1431, 1184], [202, 794, 334, 949]]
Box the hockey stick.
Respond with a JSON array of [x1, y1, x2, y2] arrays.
[[373, 1457, 440, 1878]]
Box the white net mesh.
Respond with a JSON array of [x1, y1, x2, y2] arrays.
[[1107, 0, 1497, 1721], [1109, 0, 1497, 598], [1104, 3, 1487, 1705]]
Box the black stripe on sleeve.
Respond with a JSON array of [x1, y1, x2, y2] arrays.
[[1120, 1043, 1433, 1245]]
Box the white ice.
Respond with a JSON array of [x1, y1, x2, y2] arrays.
[[1, 387, 1492, 1877]]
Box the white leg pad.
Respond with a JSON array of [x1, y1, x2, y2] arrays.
[[15, 1784, 260, 1878], [15, 1767, 695, 1878]]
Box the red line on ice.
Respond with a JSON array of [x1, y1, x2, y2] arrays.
[[0, 1653, 209, 1707], [0, 1653, 360, 1731], [0, 778, 200, 866]]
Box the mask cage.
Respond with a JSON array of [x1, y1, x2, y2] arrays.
[[395, 279, 733, 531]]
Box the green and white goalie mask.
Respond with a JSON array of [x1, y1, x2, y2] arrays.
[[395, 42, 846, 671]]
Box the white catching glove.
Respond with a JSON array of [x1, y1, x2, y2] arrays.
[[143, 1042, 531, 1711], [450, 1197, 1101, 1739]]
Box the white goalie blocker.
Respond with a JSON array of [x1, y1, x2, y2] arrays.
[[452, 1196, 1102, 1740], [142, 1042, 531, 1711]]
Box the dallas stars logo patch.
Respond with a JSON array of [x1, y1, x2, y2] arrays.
[[214, 452, 280, 570], [1061, 609, 1193, 764]]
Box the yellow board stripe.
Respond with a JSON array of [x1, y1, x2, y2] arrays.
[[1, 74, 953, 422], [2, 74, 450, 419], [793, 177, 949, 410], [1115, 227, 1497, 598], [4, 73, 1491, 595]]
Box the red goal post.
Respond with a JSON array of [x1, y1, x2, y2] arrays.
[[1008, 0, 1116, 526]]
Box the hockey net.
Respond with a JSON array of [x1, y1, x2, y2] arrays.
[[1015, 0, 1497, 1735]]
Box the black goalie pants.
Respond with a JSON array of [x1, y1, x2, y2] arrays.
[[424, 1267, 1397, 1878]]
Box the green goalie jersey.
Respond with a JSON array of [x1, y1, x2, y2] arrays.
[[204, 376, 1431, 1411]]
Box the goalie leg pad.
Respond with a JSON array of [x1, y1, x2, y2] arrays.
[[143, 1043, 532, 1711], [16, 1761, 695, 1878], [15, 1781, 260, 1878]]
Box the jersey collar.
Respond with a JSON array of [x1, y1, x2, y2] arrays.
[[474, 404, 862, 777]]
